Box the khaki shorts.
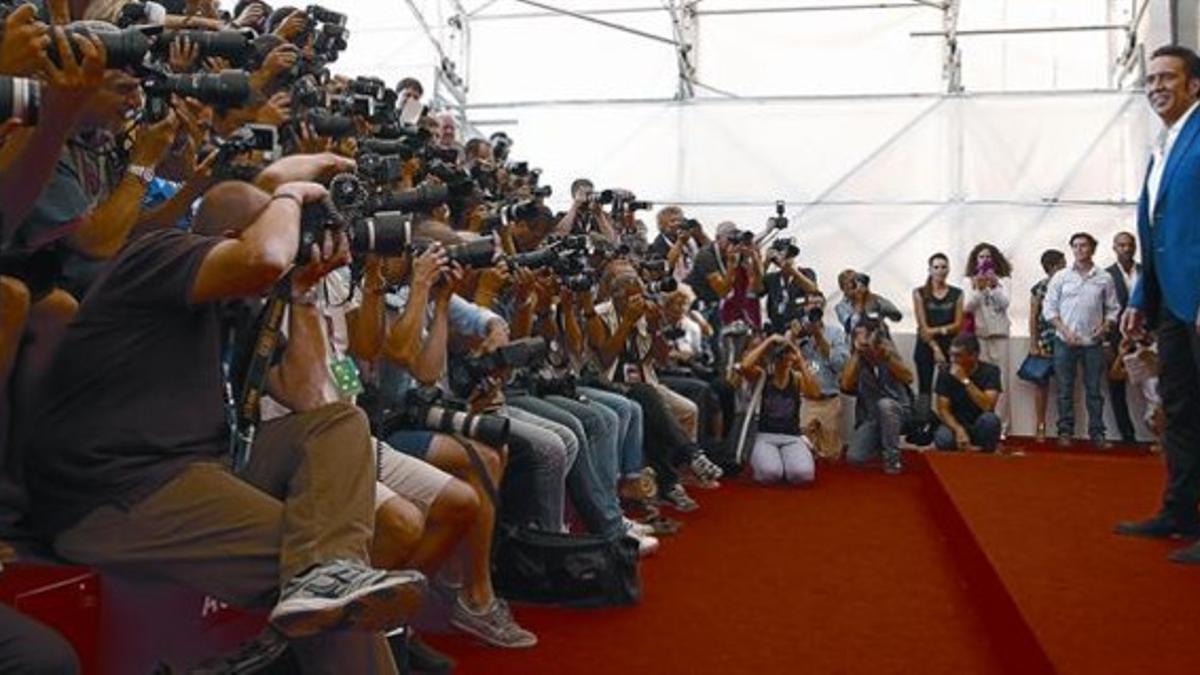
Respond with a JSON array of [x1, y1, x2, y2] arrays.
[[374, 439, 453, 514], [801, 396, 844, 460]]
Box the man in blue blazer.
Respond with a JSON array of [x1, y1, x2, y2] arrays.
[[1115, 46, 1200, 564]]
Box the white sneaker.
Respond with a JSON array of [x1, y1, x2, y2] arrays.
[[623, 517, 654, 538], [269, 560, 426, 639], [627, 531, 660, 558]]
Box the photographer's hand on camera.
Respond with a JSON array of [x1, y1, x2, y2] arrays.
[[255, 152, 355, 192], [274, 9, 309, 42], [256, 90, 292, 127], [167, 36, 199, 74], [0, 4, 50, 77]]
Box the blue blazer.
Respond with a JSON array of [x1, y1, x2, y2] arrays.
[[1131, 108, 1200, 325]]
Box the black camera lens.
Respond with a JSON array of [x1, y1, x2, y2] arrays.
[[0, 76, 40, 125], [306, 110, 355, 139], [367, 183, 451, 214], [48, 25, 150, 70], [155, 29, 255, 66], [346, 211, 411, 256]]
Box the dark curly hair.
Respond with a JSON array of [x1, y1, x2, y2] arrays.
[[964, 242, 1012, 278]]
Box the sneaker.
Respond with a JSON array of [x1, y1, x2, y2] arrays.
[[690, 453, 724, 481], [659, 484, 699, 512], [623, 517, 654, 538], [627, 531, 659, 558], [1114, 514, 1200, 540], [882, 455, 903, 475], [189, 627, 289, 674], [449, 597, 538, 649], [397, 631, 456, 675], [269, 560, 426, 639], [643, 514, 683, 536], [1056, 435, 1072, 448]]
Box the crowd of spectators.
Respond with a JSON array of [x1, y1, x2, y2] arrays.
[[0, 2, 1168, 673]]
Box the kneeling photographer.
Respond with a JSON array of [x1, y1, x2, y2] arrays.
[[737, 333, 822, 485], [788, 291, 850, 460]]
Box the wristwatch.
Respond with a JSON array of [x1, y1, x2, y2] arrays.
[[127, 164, 155, 186], [960, 377, 972, 387]]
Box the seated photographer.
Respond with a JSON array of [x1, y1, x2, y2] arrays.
[[247, 235, 535, 650], [738, 334, 822, 485], [840, 318, 914, 475], [933, 334, 1002, 452], [791, 292, 850, 460], [591, 272, 724, 511], [834, 269, 903, 336], [648, 205, 709, 283], [377, 240, 578, 536], [21, 178, 424, 673], [471, 210, 656, 551], [657, 285, 735, 455]]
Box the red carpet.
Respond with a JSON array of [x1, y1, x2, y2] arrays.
[[924, 450, 1200, 675], [425, 464, 1007, 675]]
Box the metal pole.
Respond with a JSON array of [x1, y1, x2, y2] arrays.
[[470, 3, 939, 21], [913, 24, 1130, 37], [506, 0, 680, 46], [942, 0, 962, 94]]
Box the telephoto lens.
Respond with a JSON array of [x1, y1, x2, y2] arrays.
[[306, 110, 356, 139], [154, 29, 256, 66], [48, 24, 151, 70], [0, 76, 41, 125], [345, 212, 412, 257]]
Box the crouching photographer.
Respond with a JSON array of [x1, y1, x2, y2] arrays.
[[20, 175, 424, 674], [840, 314, 914, 474], [788, 292, 850, 460], [737, 333, 822, 484]]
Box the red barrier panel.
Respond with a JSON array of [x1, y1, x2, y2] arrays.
[[0, 563, 102, 675]]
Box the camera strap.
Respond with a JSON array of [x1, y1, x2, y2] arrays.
[[229, 272, 294, 472], [448, 434, 500, 507]]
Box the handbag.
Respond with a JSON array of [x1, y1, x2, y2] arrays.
[[492, 525, 641, 608], [445, 435, 642, 608], [1017, 354, 1054, 384]]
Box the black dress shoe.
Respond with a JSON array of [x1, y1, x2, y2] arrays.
[[1168, 540, 1200, 565], [1114, 515, 1200, 540]]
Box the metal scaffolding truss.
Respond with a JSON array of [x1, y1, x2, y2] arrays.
[[396, 0, 1159, 116]]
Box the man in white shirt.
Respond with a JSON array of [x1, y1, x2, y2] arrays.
[[1042, 231, 1120, 446], [1105, 231, 1143, 443]]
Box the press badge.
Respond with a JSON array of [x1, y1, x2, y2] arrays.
[[330, 357, 364, 398], [623, 363, 644, 384]]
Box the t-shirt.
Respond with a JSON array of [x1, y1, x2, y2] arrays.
[[24, 229, 224, 535], [763, 270, 816, 333], [934, 362, 1002, 427], [685, 243, 723, 304], [759, 373, 801, 435]]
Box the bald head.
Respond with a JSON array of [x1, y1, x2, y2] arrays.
[[193, 182, 273, 238]]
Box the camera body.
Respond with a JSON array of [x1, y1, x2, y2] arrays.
[[771, 236, 799, 259], [380, 387, 510, 449]]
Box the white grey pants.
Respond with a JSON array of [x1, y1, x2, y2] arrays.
[[750, 432, 816, 485]]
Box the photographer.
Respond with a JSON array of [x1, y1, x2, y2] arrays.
[[556, 177, 616, 240], [933, 334, 1003, 452], [377, 235, 578, 537], [657, 285, 734, 454], [840, 318, 914, 474], [834, 268, 903, 336], [648, 205, 709, 283], [791, 292, 850, 460], [686, 221, 764, 334], [762, 237, 818, 335], [22, 178, 423, 673], [738, 333, 821, 484], [590, 272, 723, 511]]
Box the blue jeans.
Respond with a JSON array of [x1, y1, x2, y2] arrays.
[[580, 386, 644, 477], [1053, 338, 1106, 441], [509, 396, 624, 539], [934, 412, 1002, 452]]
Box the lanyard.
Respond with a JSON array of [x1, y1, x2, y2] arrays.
[[229, 272, 293, 472]]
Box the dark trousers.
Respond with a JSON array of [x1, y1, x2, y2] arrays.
[[1157, 310, 1200, 526], [1108, 378, 1138, 443], [0, 604, 79, 674], [626, 383, 691, 491]]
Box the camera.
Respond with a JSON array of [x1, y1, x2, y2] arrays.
[[0, 76, 40, 125], [730, 230, 755, 246], [767, 200, 788, 230], [115, 1, 167, 28], [462, 337, 549, 380], [563, 272, 595, 293], [490, 132, 512, 162], [357, 153, 405, 184], [142, 70, 252, 122], [645, 277, 678, 296], [680, 218, 701, 232], [639, 259, 669, 276], [48, 24, 151, 70], [662, 326, 685, 341], [854, 272, 871, 288], [214, 124, 279, 161], [304, 109, 356, 139], [152, 29, 257, 67], [770, 236, 799, 259], [381, 387, 510, 449]]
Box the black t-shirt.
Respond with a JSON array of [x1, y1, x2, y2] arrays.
[[934, 362, 1002, 427], [25, 229, 225, 535], [759, 373, 801, 435], [685, 243, 722, 304], [763, 269, 817, 333]]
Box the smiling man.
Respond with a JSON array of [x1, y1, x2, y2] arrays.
[[1115, 46, 1200, 565]]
